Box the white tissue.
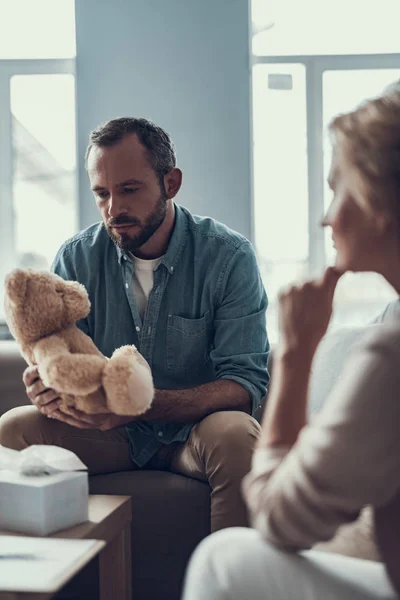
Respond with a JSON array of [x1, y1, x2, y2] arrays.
[[0, 444, 87, 476]]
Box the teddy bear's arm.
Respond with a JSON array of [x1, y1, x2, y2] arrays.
[[33, 334, 69, 365], [62, 326, 104, 357], [34, 335, 107, 395]]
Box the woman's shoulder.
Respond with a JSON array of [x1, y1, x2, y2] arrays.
[[358, 321, 400, 356], [372, 299, 400, 325], [345, 323, 400, 390]]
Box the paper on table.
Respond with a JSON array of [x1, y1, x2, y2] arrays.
[[0, 536, 104, 592]]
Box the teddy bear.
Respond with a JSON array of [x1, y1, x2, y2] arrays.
[[3, 268, 154, 416]]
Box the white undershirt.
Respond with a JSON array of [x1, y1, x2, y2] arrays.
[[132, 255, 163, 319]]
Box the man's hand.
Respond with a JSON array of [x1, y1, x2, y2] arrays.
[[23, 365, 133, 430], [48, 407, 133, 431], [23, 365, 61, 416]]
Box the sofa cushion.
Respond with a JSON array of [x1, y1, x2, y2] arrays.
[[0, 341, 28, 416], [89, 470, 211, 600]]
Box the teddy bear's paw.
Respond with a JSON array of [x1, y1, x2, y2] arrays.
[[110, 345, 138, 360], [112, 345, 152, 372], [102, 353, 154, 416]]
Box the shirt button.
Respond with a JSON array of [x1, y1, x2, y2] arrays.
[[158, 431, 164, 437], [170, 266, 174, 273], [136, 326, 140, 332], [125, 282, 129, 289]]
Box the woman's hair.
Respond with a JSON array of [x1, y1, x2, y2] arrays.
[[329, 80, 400, 225]]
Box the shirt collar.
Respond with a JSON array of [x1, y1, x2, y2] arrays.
[[116, 203, 188, 275]]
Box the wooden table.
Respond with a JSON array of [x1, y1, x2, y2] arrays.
[[0, 495, 132, 600]]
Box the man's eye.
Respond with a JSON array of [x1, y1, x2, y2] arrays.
[[123, 188, 138, 194], [96, 191, 109, 199]]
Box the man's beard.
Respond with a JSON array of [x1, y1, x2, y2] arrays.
[[106, 187, 168, 254]]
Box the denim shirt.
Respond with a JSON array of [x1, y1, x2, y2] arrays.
[[52, 204, 270, 466]]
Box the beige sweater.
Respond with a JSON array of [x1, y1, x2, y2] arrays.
[[242, 323, 400, 552]]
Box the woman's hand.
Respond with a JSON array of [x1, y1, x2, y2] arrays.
[[278, 266, 342, 358], [259, 267, 343, 449]]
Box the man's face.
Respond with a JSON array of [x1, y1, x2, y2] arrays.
[[87, 134, 167, 253]]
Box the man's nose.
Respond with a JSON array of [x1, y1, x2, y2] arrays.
[[107, 194, 127, 218]]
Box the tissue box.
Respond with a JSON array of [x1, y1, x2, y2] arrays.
[[0, 470, 88, 536]]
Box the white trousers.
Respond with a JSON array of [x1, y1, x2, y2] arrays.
[[182, 528, 397, 600]]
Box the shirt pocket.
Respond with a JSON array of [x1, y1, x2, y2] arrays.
[[166, 312, 211, 374]]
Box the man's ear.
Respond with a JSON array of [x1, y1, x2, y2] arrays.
[[163, 168, 182, 200], [4, 269, 28, 303]]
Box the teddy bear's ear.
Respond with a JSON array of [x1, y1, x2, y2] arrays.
[[4, 269, 28, 303]]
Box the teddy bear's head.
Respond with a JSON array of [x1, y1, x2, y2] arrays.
[[4, 269, 90, 344]]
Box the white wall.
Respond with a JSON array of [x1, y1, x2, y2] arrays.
[[74, 0, 253, 240]]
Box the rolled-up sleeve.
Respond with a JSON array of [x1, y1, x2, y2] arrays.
[[211, 241, 270, 415], [242, 327, 400, 551]]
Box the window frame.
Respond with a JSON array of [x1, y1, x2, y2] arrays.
[[251, 52, 400, 278], [0, 58, 75, 328]]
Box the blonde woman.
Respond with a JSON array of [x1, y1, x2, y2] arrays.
[[182, 82, 400, 600]]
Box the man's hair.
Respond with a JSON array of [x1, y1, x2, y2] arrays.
[[85, 117, 176, 180]]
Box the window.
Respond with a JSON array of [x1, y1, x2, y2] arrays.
[[252, 0, 400, 56], [251, 0, 400, 343], [0, 1, 77, 333], [0, 0, 76, 59], [252, 63, 308, 317]]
